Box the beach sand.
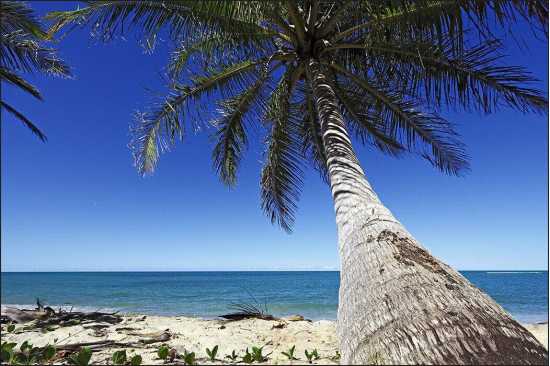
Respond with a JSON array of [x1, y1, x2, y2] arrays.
[[0, 314, 547, 364], [1, 315, 338, 364], [524, 323, 549, 350]]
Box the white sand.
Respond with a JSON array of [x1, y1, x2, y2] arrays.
[[1, 315, 339, 365], [524, 323, 548, 350], [1, 315, 547, 364]]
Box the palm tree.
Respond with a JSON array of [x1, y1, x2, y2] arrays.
[[0, 1, 70, 142], [49, 1, 548, 364]]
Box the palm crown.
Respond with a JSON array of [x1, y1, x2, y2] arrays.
[[1, 1, 70, 141], [49, 0, 547, 230]]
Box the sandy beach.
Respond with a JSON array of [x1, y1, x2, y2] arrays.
[[1, 313, 338, 364], [1, 310, 547, 365]]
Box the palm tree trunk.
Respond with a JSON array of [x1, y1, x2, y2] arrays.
[[306, 58, 548, 365]]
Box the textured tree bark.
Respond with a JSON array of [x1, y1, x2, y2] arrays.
[[307, 58, 548, 365]]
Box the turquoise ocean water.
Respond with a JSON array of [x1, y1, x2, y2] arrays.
[[1, 271, 547, 323]]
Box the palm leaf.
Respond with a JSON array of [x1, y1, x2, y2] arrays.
[[0, 1, 47, 38], [331, 63, 469, 175], [47, 1, 271, 44], [1, 31, 71, 77], [260, 67, 303, 232], [0, 67, 42, 100], [298, 82, 328, 181], [363, 38, 548, 113], [131, 59, 264, 175], [1, 100, 46, 141], [212, 74, 269, 186], [330, 75, 405, 157]]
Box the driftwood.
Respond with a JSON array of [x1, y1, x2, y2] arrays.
[[1, 307, 53, 324], [138, 330, 172, 344], [1, 305, 122, 329], [55, 330, 172, 351]]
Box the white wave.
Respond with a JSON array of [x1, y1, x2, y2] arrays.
[[485, 271, 542, 274]]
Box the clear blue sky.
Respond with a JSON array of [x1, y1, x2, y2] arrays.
[[1, 2, 548, 271]]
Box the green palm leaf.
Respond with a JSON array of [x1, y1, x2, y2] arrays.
[[0, 67, 41, 100], [363, 38, 547, 113], [261, 68, 303, 232], [131, 59, 265, 175], [212, 74, 269, 186], [49, 0, 547, 230], [331, 63, 469, 175], [1, 1, 69, 142], [299, 83, 328, 181], [1, 31, 70, 77], [0, 1, 47, 38], [1, 100, 47, 142]]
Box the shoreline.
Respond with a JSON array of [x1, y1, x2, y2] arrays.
[[1, 309, 547, 365]]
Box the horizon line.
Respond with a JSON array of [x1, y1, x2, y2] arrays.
[[1, 269, 548, 273]]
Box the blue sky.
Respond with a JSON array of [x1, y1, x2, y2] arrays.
[[1, 2, 548, 271]]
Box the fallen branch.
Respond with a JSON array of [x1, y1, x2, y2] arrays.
[[56, 330, 172, 351], [1, 306, 122, 327]]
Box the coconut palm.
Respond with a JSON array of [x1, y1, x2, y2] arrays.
[[49, 1, 548, 364], [0, 1, 70, 142]]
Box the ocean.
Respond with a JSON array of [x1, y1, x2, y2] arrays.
[[1, 271, 547, 323]]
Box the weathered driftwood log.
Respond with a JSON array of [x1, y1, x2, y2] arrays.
[[1, 308, 52, 323], [1, 306, 122, 327], [56, 331, 172, 351]]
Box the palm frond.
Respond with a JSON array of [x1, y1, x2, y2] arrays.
[[47, 1, 272, 45], [332, 0, 547, 47], [0, 1, 47, 38], [362, 38, 548, 114], [130, 59, 264, 175], [212, 74, 269, 186], [260, 67, 303, 232], [0, 67, 42, 100], [298, 82, 328, 182], [1, 100, 46, 141], [331, 64, 469, 175], [330, 74, 405, 157], [168, 33, 276, 80], [1, 31, 71, 77]]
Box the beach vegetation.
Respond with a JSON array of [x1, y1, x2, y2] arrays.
[[0, 342, 57, 366], [1, 342, 17, 364], [304, 349, 319, 363], [251, 346, 269, 362], [68, 347, 92, 366], [130, 354, 142, 366], [241, 348, 254, 364], [156, 344, 169, 360], [182, 350, 196, 365], [281, 345, 298, 360], [42, 344, 56, 362], [329, 350, 340, 362], [6, 323, 15, 333], [205, 345, 218, 361], [47, 1, 549, 364], [3, 340, 55, 365], [0, 1, 70, 142], [111, 350, 127, 365], [225, 349, 239, 362]]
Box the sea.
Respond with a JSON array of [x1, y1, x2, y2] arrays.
[[1, 271, 547, 323]]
